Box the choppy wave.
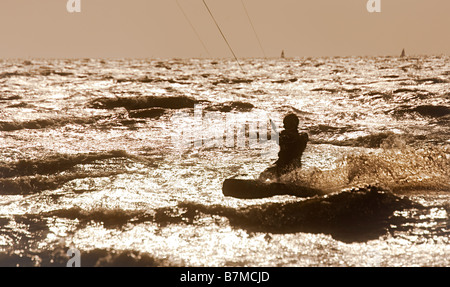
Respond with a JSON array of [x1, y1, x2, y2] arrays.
[[311, 87, 362, 94], [415, 77, 449, 84], [0, 71, 30, 78], [45, 207, 154, 229], [0, 171, 128, 195], [0, 116, 101, 132], [211, 77, 254, 85], [323, 132, 420, 148], [0, 150, 129, 178], [0, 150, 135, 195], [44, 204, 201, 229], [153, 186, 417, 242], [30, 186, 418, 243], [88, 95, 197, 110], [287, 144, 450, 193], [0, 95, 21, 101], [204, 101, 254, 112], [393, 105, 450, 118], [0, 67, 75, 79], [0, 175, 74, 195], [128, 108, 166, 119], [0, 247, 175, 267], [308, 124, 354, 136]]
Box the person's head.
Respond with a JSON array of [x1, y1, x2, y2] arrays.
[[283, 113, 299, 130]]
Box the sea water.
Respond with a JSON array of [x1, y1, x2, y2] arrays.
[[0, 56, 449, 266]]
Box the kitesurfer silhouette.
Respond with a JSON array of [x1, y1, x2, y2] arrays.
[[259, 113, 308, 181]]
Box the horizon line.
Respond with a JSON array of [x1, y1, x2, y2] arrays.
[[0, 53, 448, 61]]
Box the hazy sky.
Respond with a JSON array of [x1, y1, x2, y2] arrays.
[[0, 0, 448, 59]]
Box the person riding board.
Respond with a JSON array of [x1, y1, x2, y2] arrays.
[[260, 113, 308, 181]]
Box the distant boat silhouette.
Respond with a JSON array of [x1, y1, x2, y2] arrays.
[[400, 49, 406, 58], [281, 50, 285, 59]]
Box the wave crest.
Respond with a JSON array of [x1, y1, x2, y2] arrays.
[[286, 144, 450, 193]]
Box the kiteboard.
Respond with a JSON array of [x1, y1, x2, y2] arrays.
[[222, 178, 325, 199]]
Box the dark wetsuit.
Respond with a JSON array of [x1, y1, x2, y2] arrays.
[[275, 128, 309, 174], [259, 128, 309, 181]]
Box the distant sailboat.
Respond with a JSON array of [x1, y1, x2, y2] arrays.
[[281, 50, 285, 59], [400, 49, 406, 58]]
